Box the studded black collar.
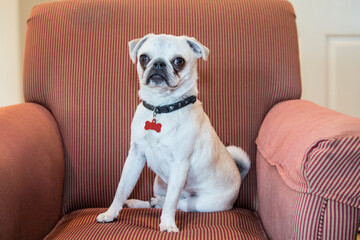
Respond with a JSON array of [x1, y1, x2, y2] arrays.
[[142, 96, 197, 114]]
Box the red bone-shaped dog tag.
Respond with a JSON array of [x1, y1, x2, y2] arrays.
[[144, 119, 162, 133]]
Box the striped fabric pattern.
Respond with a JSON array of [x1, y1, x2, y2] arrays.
[[294, 193, 360, 240], [45, 208, 268, 239], [23, 0, 301, 215], [294, 193, 324, 240], [322, 200, 360, 239], [303, 136, 360, 208]]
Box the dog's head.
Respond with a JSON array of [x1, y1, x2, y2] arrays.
[[129, 34, 209, 101]]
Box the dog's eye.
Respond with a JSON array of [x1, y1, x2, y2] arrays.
[[139, 55, 150, 64], [173, 57, 185, 67]]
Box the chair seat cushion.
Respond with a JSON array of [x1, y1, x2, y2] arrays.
[[45, 208, 267, 239]]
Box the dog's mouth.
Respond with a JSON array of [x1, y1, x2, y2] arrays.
[[146, 71, 177, 88], [148, 73, 167, 84]]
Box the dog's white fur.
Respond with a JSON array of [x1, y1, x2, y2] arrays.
[[96, 34, 250, 232]]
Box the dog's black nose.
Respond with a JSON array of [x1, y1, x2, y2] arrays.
[[153, 61, 166, 70]]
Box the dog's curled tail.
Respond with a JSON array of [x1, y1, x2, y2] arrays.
[[226, 146, 251, 181]]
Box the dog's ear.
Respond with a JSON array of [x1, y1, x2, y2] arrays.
[[128, 33, 154, 63], [185, 37, 210, 61]]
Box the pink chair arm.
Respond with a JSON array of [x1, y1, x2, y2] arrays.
[[0, 103, 64, 240], [256, 100, 360, 240]]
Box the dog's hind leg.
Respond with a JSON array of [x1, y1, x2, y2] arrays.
[[124, 199, 151, 208], [149, 175, 167, 208], [150, 194, 233, 212], [150, 196, 165, 209], [125, 175, 167, 209], [177, 193, 234, 212], [153, 175, 168, 196]]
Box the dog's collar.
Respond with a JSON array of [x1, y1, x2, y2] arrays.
[[142, 96, 197, 114]]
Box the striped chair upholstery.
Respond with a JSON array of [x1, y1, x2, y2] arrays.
[[18, 0, 360, 239]]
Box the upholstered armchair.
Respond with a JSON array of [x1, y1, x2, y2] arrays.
[[1, 0, 359, 239]]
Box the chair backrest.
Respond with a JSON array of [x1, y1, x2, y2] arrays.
[[23, 0, 301, 214]]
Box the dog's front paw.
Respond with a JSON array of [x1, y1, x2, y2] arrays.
[[96, 209, 118, 223], [159, 222, 179, 233]]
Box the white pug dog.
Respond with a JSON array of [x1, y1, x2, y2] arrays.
[[96, 33, 250, 233]]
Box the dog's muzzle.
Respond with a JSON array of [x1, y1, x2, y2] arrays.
[[146, 60, 169, 86]]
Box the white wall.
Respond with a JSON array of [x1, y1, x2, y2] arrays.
[[0, 0, 53, 108], [0, 0, 22, 107], [289, 0, 360, 118]]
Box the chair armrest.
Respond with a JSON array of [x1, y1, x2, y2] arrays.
[[0, 103, 64, 240], [256, 100, 360, 240]]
